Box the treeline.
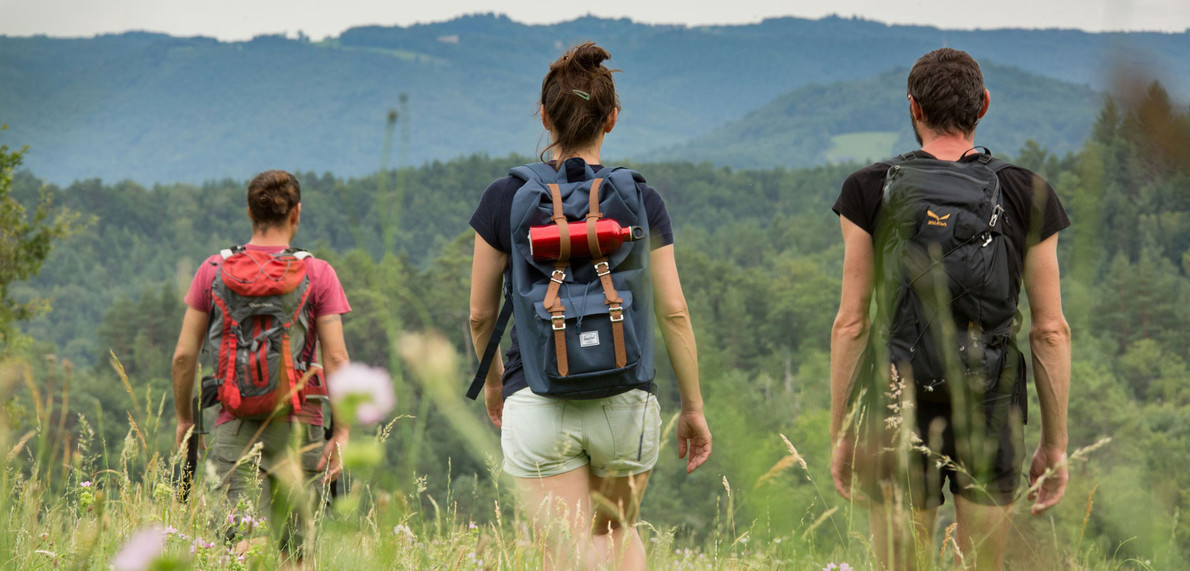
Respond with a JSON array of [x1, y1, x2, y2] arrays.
[[7, 82, 1190, 565]]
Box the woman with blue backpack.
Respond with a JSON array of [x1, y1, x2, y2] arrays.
[[467, 42, 712, 569]]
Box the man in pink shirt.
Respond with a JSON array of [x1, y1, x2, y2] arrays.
[[172, 169, 351, 562]]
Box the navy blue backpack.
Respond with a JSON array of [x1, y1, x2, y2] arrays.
[[467, 161, 654, 400]]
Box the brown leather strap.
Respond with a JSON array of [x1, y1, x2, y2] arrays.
[[592, 257, 627, 368], [553, 326, 569, 377], [548, 183, 570, 262], [542, 261, 569, 377], [585, 178, 604, 259], [546, 183, 572, 376]]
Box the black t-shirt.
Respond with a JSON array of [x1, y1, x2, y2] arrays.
[[469, 158, 675, 398], [833, 150, 1071, 289]]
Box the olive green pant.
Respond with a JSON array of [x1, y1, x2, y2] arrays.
[[211, 418, 328, 556]]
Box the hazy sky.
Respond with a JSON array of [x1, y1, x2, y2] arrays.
[[2, 0, 1188, 40]]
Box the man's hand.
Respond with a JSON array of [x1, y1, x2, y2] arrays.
[[317, 426, 349, 484], [1029, 444, 1068, 515], [176, 420, 204, 451], [830, 436, 855, 500], [484, 383, 504, 428], [676, 411, 711, 473]]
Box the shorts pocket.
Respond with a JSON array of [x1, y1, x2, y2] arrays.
[[501, 397, 568, 472], [602, 394, 660, 462]]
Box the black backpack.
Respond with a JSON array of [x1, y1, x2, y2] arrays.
[[871, 150, 1026, 408]]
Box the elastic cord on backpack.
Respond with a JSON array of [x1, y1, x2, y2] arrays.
[[565, 281, 597, 333]]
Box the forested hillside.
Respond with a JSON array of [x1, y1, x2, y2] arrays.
[[649, 63, 1102, 168], [2, 14, 1188, 184], [3, 84, 1190, 567]]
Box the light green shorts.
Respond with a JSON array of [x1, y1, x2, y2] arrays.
[[501, 388, 662, 478]]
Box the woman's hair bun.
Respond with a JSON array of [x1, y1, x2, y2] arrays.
[[247, 169, 301, 228], [567, 42, 611, 71]]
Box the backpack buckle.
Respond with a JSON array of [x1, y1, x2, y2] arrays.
[[989, 204, 1004, 227], [551, 315, 566, 331], [550, 269, 566, 284], [608, 306, 624, 322], [594, 261, 610, 276]]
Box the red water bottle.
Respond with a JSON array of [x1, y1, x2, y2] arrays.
[[529, 218, 644, 261]]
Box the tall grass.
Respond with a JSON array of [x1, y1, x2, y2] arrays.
[[0, 340, 1165, 569]]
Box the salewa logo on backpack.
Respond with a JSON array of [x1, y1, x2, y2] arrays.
[[927, 210, 951, 227], [205, 247, 315, 418]]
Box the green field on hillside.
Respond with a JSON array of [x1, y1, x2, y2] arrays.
[[825, 131, 900, 164]]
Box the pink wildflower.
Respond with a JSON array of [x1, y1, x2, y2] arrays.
[[330, 364, 396, 424], [111, 526, 164, 571]]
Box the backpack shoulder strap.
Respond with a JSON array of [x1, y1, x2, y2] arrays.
[[465, 289, 514, 400], [284, 247, 313, 260], [593, 166, 646, 185], [883, 152, 919, 168], [219, 245, 244, 260], [466, 271, 515, 399], [510, 162, 562, 184]]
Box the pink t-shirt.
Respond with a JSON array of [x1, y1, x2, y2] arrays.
[[185, 244, 351, 426]]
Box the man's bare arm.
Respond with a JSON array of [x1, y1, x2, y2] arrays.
[[1023, 234, 1070, 450], [172, 307, 209, 446], [1022, 233, 1071, 515], [830, 217, 875, 442], [316, 312, 351, 482]]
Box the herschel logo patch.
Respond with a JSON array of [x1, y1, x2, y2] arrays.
[[927, 210, 951, 227], [579, 331, 600, 348]]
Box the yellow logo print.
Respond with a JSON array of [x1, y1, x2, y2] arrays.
[[927, 210, 951, 227]]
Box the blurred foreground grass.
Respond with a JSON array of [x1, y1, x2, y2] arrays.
[[0, 335, 1158, 569]]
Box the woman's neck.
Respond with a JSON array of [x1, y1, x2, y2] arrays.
[[551, 135, 604, 166], [246, 227, 294, 247]]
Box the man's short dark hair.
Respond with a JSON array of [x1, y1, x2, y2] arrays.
[[907, 48, 986, 136]]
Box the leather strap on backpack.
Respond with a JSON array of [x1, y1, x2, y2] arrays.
[[543, 183, 571, 377], [593, 256, 627, 369], [584, 176, 626, 367], [585, 178, 605, 259]]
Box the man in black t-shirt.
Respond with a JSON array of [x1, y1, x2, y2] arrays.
[[829, 48, 1072, 570]]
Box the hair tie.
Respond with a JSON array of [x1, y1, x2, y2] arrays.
[[572, 89, 591, 100]]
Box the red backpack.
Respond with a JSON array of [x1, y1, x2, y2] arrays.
[[204, 247, 322, 418]]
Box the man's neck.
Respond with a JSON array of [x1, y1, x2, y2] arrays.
[[919, 133, 977, 162]]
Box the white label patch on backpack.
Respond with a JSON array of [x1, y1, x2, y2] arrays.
[[579, 331, 600, 348]]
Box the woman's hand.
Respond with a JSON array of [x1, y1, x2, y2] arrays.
[[484, 383, 504, 428], [676, 410, 711, 473]]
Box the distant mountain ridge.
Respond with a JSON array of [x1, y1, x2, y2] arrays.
[[1, 14, 1186, 183]]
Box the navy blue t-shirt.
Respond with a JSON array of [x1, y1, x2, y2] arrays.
[[469, 158, 675, 398]]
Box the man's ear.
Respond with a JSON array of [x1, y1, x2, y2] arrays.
[[908, 95, 925, 121], [291, 203, 302, 226], [978, 88, 991, 119]]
